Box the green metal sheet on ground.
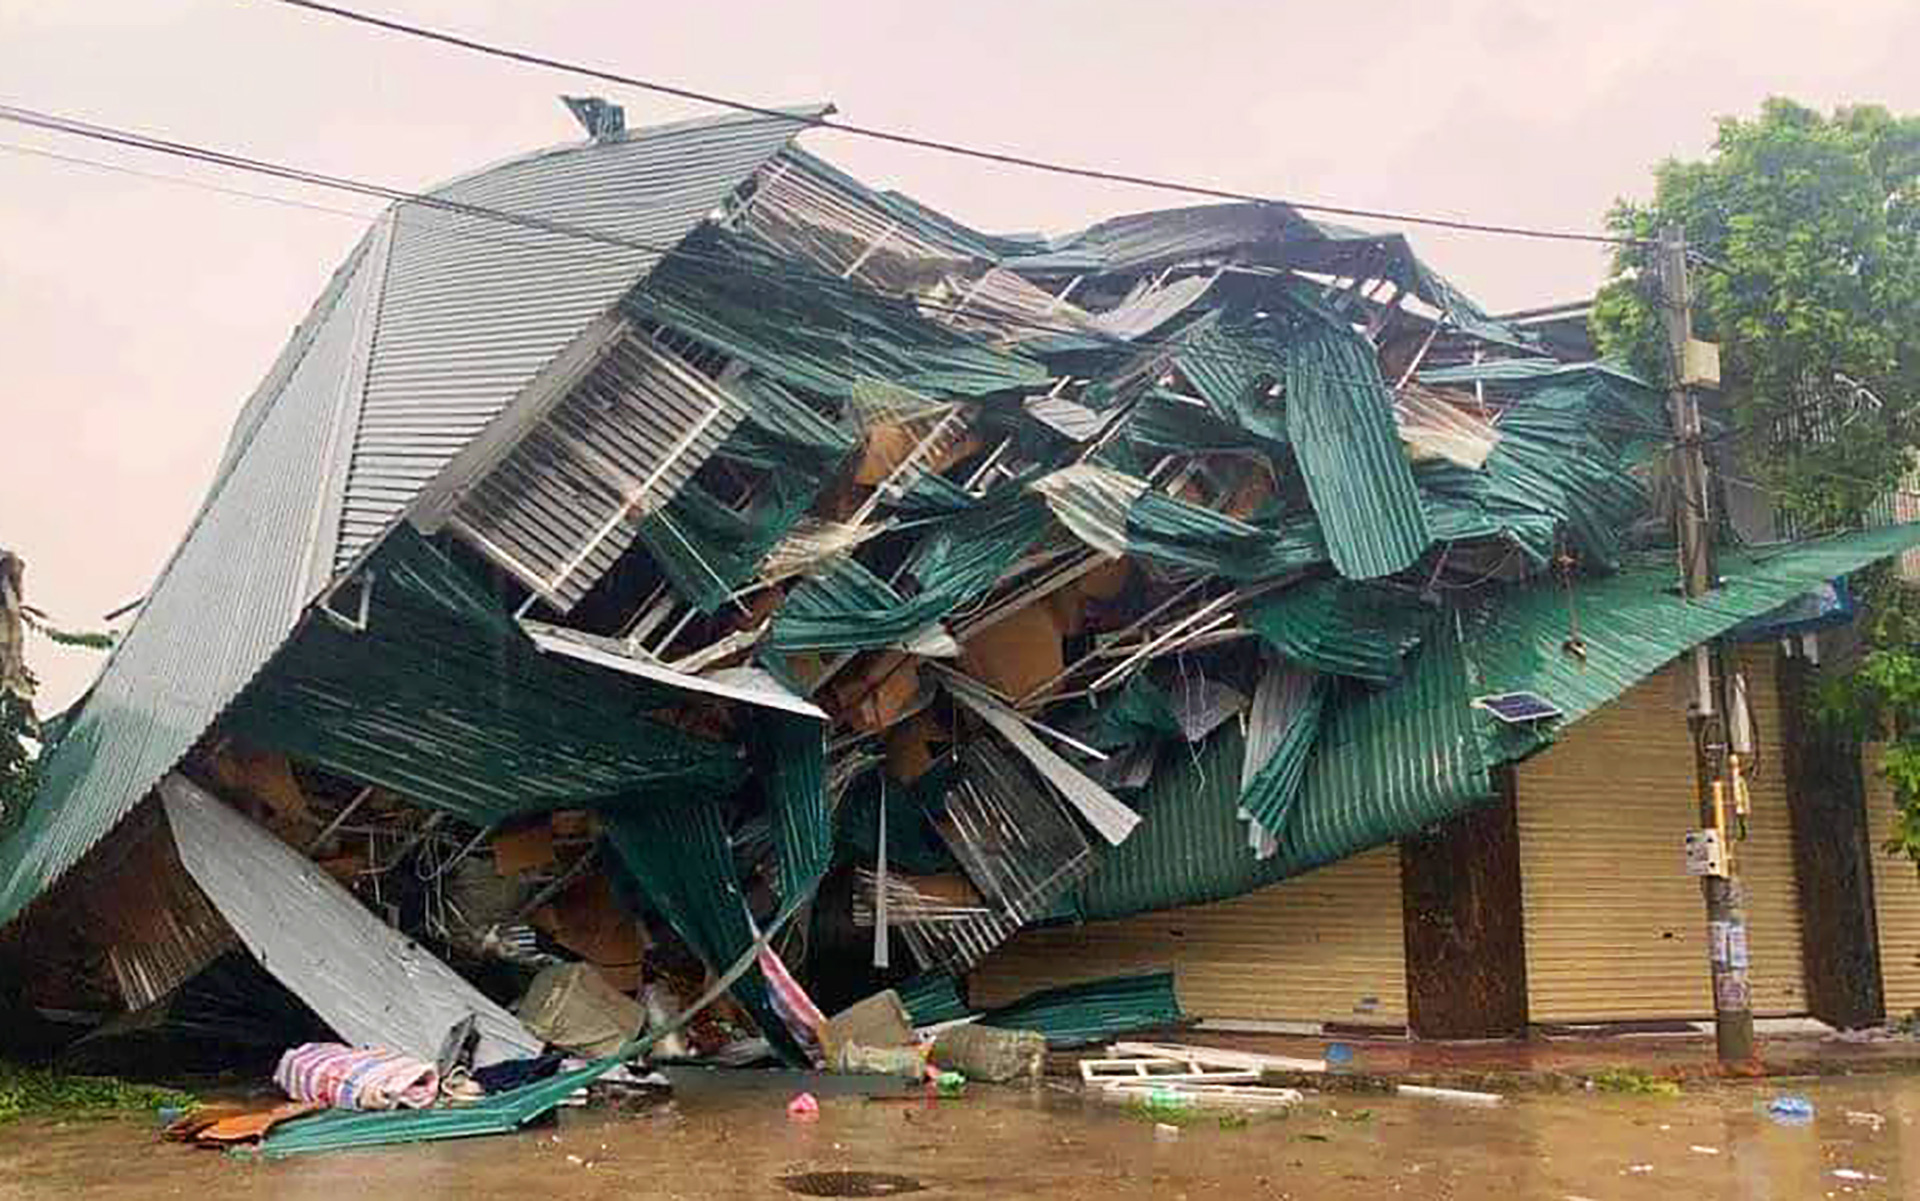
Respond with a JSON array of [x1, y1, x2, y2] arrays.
[[982, 970, 1185, 1047], [261, 869, 826, 1157], [1241, 580, 1432, 682], [222, 526, 744, 826]]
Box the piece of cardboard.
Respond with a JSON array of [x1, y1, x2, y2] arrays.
[[853, 424, 920, 486], [491, 819, 556, 876], [823, 989, 915, 1054], [959, 603, 1064, 699], [532, 872, 647, 992], [885, 712, 944, 784]]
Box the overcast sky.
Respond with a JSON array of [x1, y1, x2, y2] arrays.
[[5, 0, 1920, 710]]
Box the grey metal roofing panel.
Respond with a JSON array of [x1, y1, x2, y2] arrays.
[[336, 106, 828, 568], [0, 227, 386, 927], [162, 774, 542, 1067]]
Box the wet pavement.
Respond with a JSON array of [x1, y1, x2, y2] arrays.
[[4, 1072, 1919, 1199]]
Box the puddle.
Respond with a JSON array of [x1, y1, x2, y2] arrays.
[[779, 1170, 928, 1197]]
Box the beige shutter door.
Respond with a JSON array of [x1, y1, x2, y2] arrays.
[[1865, 745, 1920, 1016], [969, 846, 1407, 1027], [1516, 652, 1806, 1023]]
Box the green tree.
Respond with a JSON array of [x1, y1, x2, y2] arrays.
[[1594, 97, 1920, 530], [1594, 98, 1920, 865]]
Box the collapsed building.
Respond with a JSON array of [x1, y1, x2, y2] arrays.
[[5, 99, 1920, 1143]]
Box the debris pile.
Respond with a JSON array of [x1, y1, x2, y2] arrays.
[[6, 99, 1920, 1155]]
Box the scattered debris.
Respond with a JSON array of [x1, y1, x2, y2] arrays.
[[1396, 1084, 1502, 1106], [787, 1091, 821, 1122], [1766, 1094, 1815, 1125], [930, 1024, 1045, 1084]]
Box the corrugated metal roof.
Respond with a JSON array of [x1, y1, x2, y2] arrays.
[[1076, 615, 1492, 920], [0, 107, 824, 930], [0, 226, 386, 928], [337, 105, 829, 565], [1468, 523, 1920, 760], [980, 970, 1185, 1047], [222, 525, 745, 826], [1284, 321, 1434, 579], [163, 774, 541, 1067]]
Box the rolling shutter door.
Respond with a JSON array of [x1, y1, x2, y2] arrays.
[[1865, 745, 1920, 1015], [1516, 651, 1807, 1023], [969, 846, 1407, 1026]]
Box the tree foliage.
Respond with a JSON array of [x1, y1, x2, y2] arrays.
[[1594, 97, 1920, 531], [1596, 99, 1920, 868]]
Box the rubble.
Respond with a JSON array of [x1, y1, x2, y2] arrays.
[[5, 95, 1920, 1159]]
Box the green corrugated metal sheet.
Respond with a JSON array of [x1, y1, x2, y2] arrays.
[[982, 970, 1186, 1047], [756, 712, 832, 900], [1242, 581, 1431, 682], [1238, 673, 1328, 838], [627, 226, 1047, 402], [896, 971, 976, 1027], [603, 802, 808, 1064], [768, 494, 1051, 653], [1284, 319, 1433, 579], [1033, 463, 1327, 581], [1469, 524, 1920, 760], [1173, 326, 1288, 446], [1073, 525, 1920, 921], [1078, 616, 1492, 920], [222, 526, 744, 826]]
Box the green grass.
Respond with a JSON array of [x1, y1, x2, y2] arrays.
[[0, 1061, 196, 1124], [1588, 1067, 1683, 1097]]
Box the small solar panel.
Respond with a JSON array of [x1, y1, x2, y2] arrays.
[[1473, 691, 1563, 724]]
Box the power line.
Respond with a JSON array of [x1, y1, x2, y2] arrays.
[[0, 101, 1532, 381], [0, 100, 1679, 443], [0, 139, 378, 221], [267, 0, 1645, 249]]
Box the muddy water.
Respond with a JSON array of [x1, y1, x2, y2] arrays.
[[2, 1074, 1917, 1200]]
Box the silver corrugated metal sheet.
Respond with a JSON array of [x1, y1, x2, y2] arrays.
[[337, 106, 828, 564], [446, 330, 747, 609], [0, 107, 826, 930], [162, 774, 541, 1066], [0, 228, 386, 927]]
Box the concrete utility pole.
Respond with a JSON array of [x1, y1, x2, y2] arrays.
[[1660, 225, 1756, 1065]]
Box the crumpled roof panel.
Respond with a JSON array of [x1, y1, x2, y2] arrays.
[[336, 106, 829, 565]]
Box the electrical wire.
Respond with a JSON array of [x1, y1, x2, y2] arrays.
[[3, 100, 1674, 421], [0, 106, 1759, 458], [0, 139, 380, 221], [268, 0, 1647, 248]]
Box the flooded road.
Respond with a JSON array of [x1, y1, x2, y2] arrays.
[[3, 1072, 1918, 1199]]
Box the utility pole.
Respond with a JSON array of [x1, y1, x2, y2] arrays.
[[1660, 225, 1756, 1065]]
